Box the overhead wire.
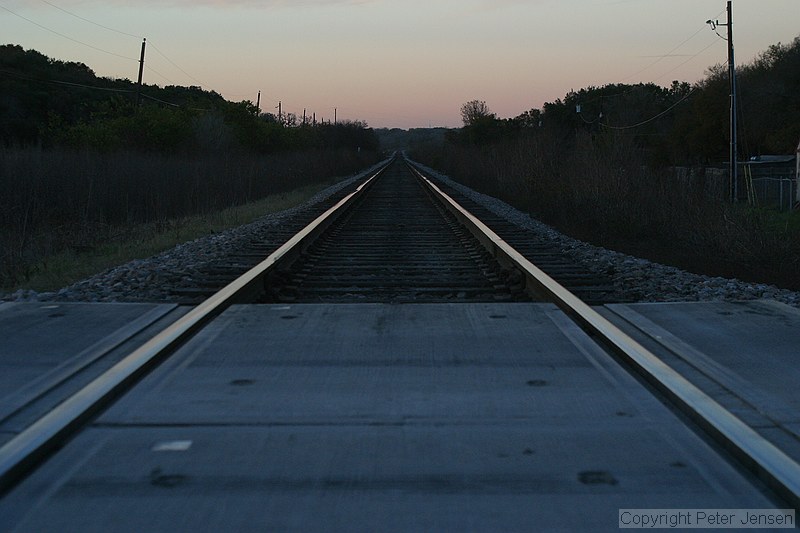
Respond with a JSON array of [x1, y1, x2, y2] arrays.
[[36, 0, 142, 39], [621, 26, 706, 82], [0, 67, 190, 110], [581, 8, 727, 131], [0, 3, 138, 62], [0, 2, 256, 113], [578, 111, 599, 125], [0, 68, 133, 93], [621, 9, 725, 83], [576, 9, 728, 109], [0, 70, 194, 112], [145, 65, 178, 86], [147, 41, 208, 88], [651, 38, 722, 84], [140, 93, 180, 107], [600, 89, 696, 130], [4, 1, 280, 113], [23, 1, 216, 92]]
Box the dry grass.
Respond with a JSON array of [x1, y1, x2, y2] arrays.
[[3, 181, 341, 293], [412, 132, 800, 290], [0, 146, 377, 291]]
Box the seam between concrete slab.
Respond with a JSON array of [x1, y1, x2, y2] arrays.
[[0, 304, 178, 424], [605, 303, 800, 439]]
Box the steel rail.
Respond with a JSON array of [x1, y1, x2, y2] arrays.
[[406, 158, 800, 510], [0, 159, 391, 494]]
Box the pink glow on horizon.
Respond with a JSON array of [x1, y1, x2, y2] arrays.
[[2, 0, 798, 128]]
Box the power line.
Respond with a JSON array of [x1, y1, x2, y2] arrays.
[[0, 68, 133, 93], [50, 78, 131, 93], [0, 3, 138, 62], [576, 48, 707, 108], [140, 93, 180, 108], [145, 65, 177, 85], [600, 89, 696, 130], [621, 25, 706, 82], [0, 47, 218, 111], [618, 8, 726, 84], [3, 2, 267, 111], [0, 67, 193, 110], [148, 41, 208, 88], [37, 0, 142, 39], [578, 110, 599, 125], [651, 38, 722, 84], [578, 18, 724, 106], [34, 1, 212, 92], [577, 31, 723, 109]]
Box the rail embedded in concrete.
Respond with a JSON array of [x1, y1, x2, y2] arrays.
[[407, 158, 800, 510], [0, 160, 390, 494]]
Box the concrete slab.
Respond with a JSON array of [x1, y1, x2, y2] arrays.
[[604, 300, 800, 461], [0, 303, 779, 532], [0, 302, 183, 442]]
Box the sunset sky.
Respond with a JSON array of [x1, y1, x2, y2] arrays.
[[2, 0, 798, 128]]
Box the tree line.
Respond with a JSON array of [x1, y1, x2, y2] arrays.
[[411, 35, 800, 291], [0, 44, 381, 290], [0, 44, 379, 154], [450, 35, 800, 165]]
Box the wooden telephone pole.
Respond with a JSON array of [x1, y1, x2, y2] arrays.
[[136, 38, 146, 108], [708, 2, 737, 202], [727, 1, 738, 203]]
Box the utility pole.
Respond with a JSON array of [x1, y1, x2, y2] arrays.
[[334, 107, 337, 124], [303, 108, 307, 126], [727, 0, 738, 203], [313, 112, 316, 126], [136, 38, 146, 108], [708, 2, 737, 202], [256, 91, 261, 115], [276, 101, 282, 125]]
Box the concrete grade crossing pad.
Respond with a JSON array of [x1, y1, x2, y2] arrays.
[[0, 303, 781, 531], [0, 302, 183, 446], [604, 300, 800, 464]]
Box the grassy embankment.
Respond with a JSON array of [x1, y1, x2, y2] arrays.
[[10, 182, 339, 293], [1, 146, 378, 294]]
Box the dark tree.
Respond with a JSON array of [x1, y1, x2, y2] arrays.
[[460, 100, 494, 126]]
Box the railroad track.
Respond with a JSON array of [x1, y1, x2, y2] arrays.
[[1, 154, 798, 515], [168, 158, 618, 304], [261, 160, 527, 303]]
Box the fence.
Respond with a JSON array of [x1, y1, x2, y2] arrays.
[[746, 176, 796, 211], [744, 163, 797, 211], [672, 165, 798, 211]]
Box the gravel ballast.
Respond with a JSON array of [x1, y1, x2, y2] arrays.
[[4, 159, 800, 308]]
